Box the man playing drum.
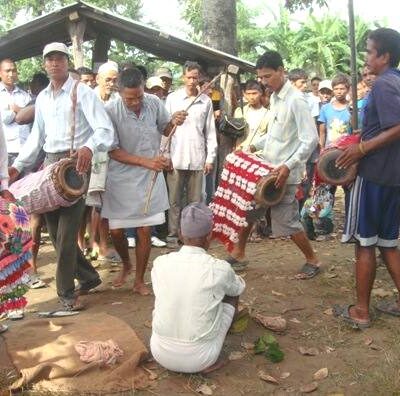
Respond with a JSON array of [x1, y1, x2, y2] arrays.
[[101, 68, 186, 295], [335, 28, 400, 328], [9, 42, 115, 311], [227, 51, 321, 279]]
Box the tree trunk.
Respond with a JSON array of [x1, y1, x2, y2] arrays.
[[202, 0, 238, 180], [201, 0, 237, 55]]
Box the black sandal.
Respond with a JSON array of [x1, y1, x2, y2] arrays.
[[295, 263, 320, 279]]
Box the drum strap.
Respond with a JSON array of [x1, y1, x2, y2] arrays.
[[69, 81, 79, 157]]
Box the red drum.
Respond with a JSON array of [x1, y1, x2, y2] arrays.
[[210, 151, 285, 252], [316, 134, 360, 186], [9, 158, 88, 214]]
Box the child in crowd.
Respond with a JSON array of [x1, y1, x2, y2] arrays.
[[301, 184, 334, 241], [318, 74, 352, 148]]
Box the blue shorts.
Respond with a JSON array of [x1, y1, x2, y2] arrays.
[[342, 176, 400, 247]]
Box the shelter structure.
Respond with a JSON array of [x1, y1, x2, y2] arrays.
[[0, 1, 255, 73]]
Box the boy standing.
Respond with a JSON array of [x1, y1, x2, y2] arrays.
[[318, 74, 352, 148]]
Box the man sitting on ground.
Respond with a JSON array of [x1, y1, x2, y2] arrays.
[[150, 202, 245, 373]]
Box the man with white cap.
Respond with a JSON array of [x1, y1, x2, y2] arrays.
[[155, 67, 173, 98], [145, 76, 164, 99], [9, 42, 115, 311], [95, 61, 119, 103], [150, 202, 245, 373]]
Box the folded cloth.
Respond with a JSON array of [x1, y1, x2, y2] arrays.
[[85, 151, 109, 207], [75, 339, 123, 366]]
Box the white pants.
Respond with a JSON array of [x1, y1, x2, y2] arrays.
[[150, 303, 235, 373]]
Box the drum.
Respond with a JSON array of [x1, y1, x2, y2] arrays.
[[316, 134, 360, 186], [210, 151, 285, 252], [317, 147, 357, 186], [9, 158, 88, 214], [255, 173, 286, 207]]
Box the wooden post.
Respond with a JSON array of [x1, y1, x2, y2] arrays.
[[92, 34, 111, 71], [67, 12, 86, 68], [348, 0, 358, 129]]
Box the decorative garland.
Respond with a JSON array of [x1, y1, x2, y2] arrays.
[[0, 199, 32, 315], [210, 151, 273, 252]]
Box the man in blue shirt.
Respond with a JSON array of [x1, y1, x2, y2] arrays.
[[335, 28, 400, 328]]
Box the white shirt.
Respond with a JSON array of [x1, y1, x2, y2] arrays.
[[165, 88, 217, 170], [94, 86, 120, 104], [151, 245, 245, 342], [0, 82, 31, 153], [0, 121, 9, 191], [13, 76, 115, 173], [254, 80, 318, 184]]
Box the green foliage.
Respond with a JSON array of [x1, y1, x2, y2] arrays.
[[254, 332, 285, 363], [179, 0, 379, 78]]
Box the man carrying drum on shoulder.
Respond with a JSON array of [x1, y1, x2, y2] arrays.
[[226, 50, 321, 279], [9, 42, 115, 311]]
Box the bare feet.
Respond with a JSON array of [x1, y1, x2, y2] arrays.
[[133, 282, 152, 296], [201, 358, 227, 374], [112, 265, 132, 287]]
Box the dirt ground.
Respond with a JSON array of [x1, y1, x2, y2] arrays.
[[1, 192, 400, 396]]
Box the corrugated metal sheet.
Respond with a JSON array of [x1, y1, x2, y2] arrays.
[[0, 1, 255, 72]]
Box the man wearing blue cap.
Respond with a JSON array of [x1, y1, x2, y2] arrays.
[[150, 202, 245, 373]]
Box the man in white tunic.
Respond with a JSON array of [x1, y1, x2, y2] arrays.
[[102, 68, 186, 295]]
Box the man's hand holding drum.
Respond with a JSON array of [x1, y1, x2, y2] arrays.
[[73, 146, 93, 174], [273, 164, 290, 189], [8, 167, 19, 184], [0, 189, 16, 202], [335, 142, 366, 170]]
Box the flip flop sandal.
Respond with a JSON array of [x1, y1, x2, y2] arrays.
[[7, 310, 24, 320], [225, 257, 248, 271], [98, 252, 121, 263], [333, 304, 371, 329], [295, 263, 321, 279], [26, 275, 46, 289], [376, 300, 400, 317], [38, 310, 80, 318]]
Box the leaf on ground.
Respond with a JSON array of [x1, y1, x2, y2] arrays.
[[196, 384, 214, 395], [142, 367, 158, 380], [313, 367, 328, 380], [280, 372, 291, 379], [266, 343, 285, 363], [228, 351, 246, 361], [325, 346, 335, 353], [144, 320, 152, 328], [372, 288, 393, 298], [370, 344, 382, 351], [230, 313, 249, 334], [241, 342, 254, 350], [289, 318, 301, 324], [364, 337, 373, 346], [271, 290, 286, 297], [254, 313, 287, 332], [325, 273, 338, 279], [299, 382, 319, 393], [323, 308, 333, 316], [298, 346, 319, 356], [258, 370, 279, 384]]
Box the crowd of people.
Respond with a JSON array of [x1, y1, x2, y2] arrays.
[[1, 26, 400, 374]]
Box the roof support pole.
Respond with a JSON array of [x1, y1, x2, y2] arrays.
[[67, 12, 86, 68], [92, 34, 111, 71]]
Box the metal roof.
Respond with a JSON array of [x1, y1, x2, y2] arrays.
[[0, 1, 255, 72]]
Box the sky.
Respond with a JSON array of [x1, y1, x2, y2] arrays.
[[141, 0, 398, 38]]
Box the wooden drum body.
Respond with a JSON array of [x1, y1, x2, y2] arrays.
[[317, 147, 357, 186], [9, 158, 88, 214], [254, 173, 287, 207]]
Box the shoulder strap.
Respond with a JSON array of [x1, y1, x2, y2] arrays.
[[69, 81, 79, 157]]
